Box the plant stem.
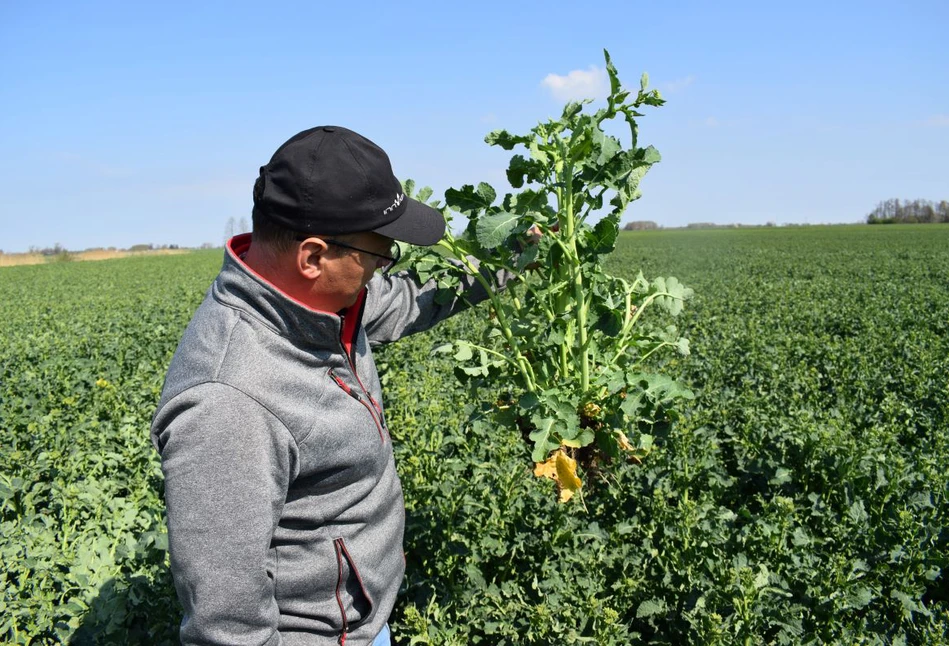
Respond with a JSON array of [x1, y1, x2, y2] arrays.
[[442, 240, 537, 392], [631, 341, 674, 368], [578, 187, 609, 222], [456, 340, 525, 371], [609, 290, 677, 366], [562, 158, 590, 393], [552, 145, 572, 382]]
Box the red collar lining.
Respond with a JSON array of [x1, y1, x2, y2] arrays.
[[340, 290, 366, 361], [226, 234, 366, 348]]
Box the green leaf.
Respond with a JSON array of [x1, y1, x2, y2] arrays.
[[574, 427, 594, 447], [792, 528, 810, 546], [485, 129, 531, 150], [595, 308, 623, 336], [453, 344, 473, 362], [627, 372, 695, 405], [561, 101, 584, 121], [546, 327, 565, 345], [431, 343, 454, 356], [549, 396, 580, 429], [417, 186, 434, 203], [592, 127, 621, 167], [507, 155, 532, 189], [641, 145, 661, 164], [636, 598, 667, 618], [590, 216, 619, 254], [516, 244, 539, 272], [445, 183, 496, 216], [475, 212, 518, 250], [509, 189, 550, 216], [770, 467, 792, 486], [606, 371, 626, 394], [604, 49, 622, 98], [753, 565, 770, 590], [529, 417, 558, 462], [890, 589, 931, 619], [518, 391, 540, 412], [651, 276, 693, 316], [476, 182, 497, 206], [675, 337, 691, 356], [529, 140, 549, 165], [844, 585, 873, 609]]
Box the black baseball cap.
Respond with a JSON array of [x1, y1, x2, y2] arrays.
[[253, 126, 445, 246]]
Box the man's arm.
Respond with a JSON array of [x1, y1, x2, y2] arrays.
[[152, 382, 298, 646], [361, 258, 512, 346]]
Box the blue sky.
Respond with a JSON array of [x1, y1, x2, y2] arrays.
[[1, 1, 946, 252]]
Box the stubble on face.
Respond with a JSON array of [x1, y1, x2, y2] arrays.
[[320, 232, 394, 311]]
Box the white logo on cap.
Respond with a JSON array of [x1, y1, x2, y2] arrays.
[[383, 192, 405, 216]]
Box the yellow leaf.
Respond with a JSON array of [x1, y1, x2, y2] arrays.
[[533, 456, 557, 479], [533, 449, 583, 503], [555, 451, 582, 502], [615, 430, 634, 451]]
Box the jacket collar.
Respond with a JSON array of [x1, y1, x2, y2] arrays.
[[213, 233, 363, 349]]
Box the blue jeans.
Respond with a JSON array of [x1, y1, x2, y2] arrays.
[[372, 624, 391, 646]]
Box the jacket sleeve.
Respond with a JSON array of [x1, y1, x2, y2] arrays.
[[151, 382, 298, 646], [361, 258, 513, 346]]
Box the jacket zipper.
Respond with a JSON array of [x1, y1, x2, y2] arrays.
[[334, 538, 348, 644], [334, 537, 373, 645], [345, 358, 387, 433], [329, 369, 387, 442], [338, 304, 388, 438]]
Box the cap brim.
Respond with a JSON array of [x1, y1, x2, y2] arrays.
[[371, 198, 446, 246]]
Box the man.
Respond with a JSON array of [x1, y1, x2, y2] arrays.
[[151, 126, 498, 645]]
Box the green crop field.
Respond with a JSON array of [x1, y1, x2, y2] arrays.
[[1, 225, 947, 645]]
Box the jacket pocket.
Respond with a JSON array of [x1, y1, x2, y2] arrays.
[[333, 537, 374, 636], [329, 368, 387, 442]]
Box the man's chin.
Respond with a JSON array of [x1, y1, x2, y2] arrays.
[[341, 292, 362, 311]]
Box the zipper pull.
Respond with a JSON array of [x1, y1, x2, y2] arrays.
[[330, 369, 363, 402]]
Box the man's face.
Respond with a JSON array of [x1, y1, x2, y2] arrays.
[[319, 232, 397, 311]]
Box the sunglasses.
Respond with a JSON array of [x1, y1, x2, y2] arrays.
[[295, 236, 401, 275]]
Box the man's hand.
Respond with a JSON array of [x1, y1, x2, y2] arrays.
[[525, 224, 543, 245]]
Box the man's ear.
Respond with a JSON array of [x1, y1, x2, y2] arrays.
[[295, 238, 329, 280]]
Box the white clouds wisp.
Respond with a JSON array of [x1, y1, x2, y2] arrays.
[[923, 114, 949, 127], [541, 65, 608, 102], [662, 75, 696, 93]]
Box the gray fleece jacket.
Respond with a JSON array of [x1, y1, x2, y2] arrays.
[[151, 234, 493, 645]]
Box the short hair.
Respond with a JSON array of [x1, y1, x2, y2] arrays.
[[251, 175, 358, 257], [251, 174, 298, 255]]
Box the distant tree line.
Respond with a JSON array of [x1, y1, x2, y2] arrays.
[[224, 216, 251, 243], [623, 221, 659, 230], [622, 221, 787, 231], [867, 199, 949, 224], [684, 222, 778, 229], [20, 243, 182, 255], [27, 243, 71, 257]]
